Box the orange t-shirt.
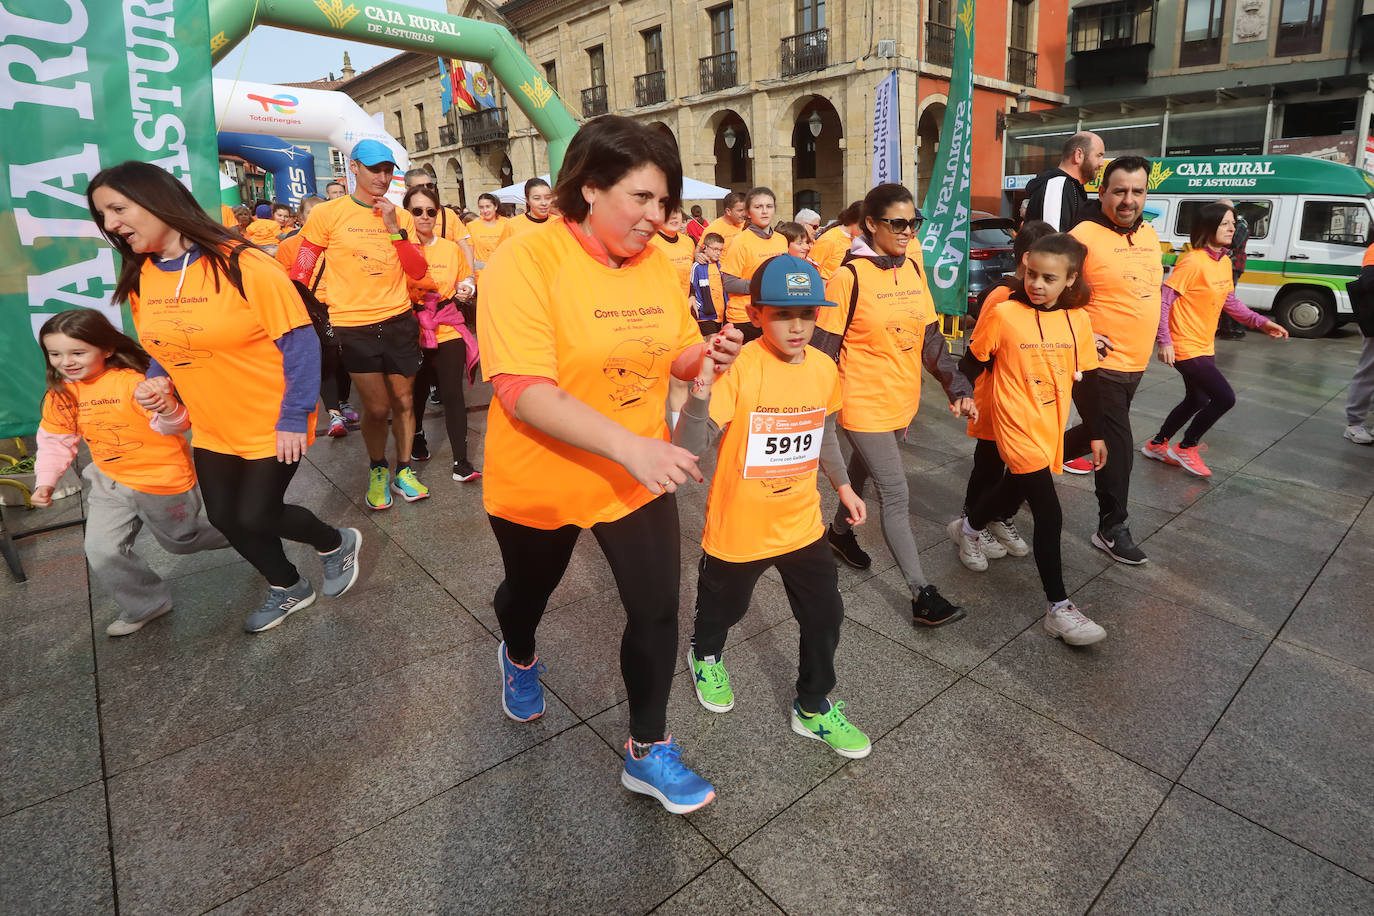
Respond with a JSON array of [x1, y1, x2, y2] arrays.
[[275, 231, 327, 303], [817, 257, 938, 432], [300, 196, 417, 327], [220, 205, 236, 228], [468, 216, 508, 273], [969, 299, 1099, 475], [410, 236, 472, 345], [967, 283, 1013, 441], [439, 209, 470, 244], [1165, 249, 1234, 361], [810, 227, 853, 280], [1362, 243, 1374, 267], [498, 212, 559, 243], [721, 228, 788, 323], [243, 219, 280, 247], [39, 367, 196, 495], [130, 247, 317, 460], [478, 223, 699, 529], [649, 230, 696, 294], [700, 343, 842, 562], [1071, 219, 1164, 372], [702, 217, 743, 249]]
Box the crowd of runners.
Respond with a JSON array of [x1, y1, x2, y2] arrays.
[[29, 116, 1372, 815]]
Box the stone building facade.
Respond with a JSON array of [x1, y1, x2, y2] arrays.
[[339, 0, 1069, 217]]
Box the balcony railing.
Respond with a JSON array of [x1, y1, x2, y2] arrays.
[[1008, 47, 1037, 85], [925, 22, 954, 67], [459, 107, 508, 146], [412, 130, 429, 152], [437, 123, 457, 147], [698, 50, 737, 93], [634, 70, 667, 107], [781, 28, 829, 77], [581, 84, 608, 117]]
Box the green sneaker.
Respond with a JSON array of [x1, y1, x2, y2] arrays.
[[690, 653, 734, 712], [390, 466, 430, 502], [365, 466, 392, 510], [791, 700, 871, 759]]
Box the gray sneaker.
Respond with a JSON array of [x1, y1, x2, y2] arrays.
[[244, 578, 316, 633], [105, 603, 172, 637], [319, 527, 362, 598]]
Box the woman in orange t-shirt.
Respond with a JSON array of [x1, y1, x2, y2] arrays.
[[1145, 202, 1288, 477], [87, 161, 361, 635], [467, 192, 509, 276], [477, 116, 742, 814], [404, 184, 480, 482], [959, 233, 1109, 646], [810, 183, 975, 628]]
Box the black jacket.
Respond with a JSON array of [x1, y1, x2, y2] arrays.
[[1024, 167, 1090, 231]]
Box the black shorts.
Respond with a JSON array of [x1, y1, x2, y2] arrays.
[[334, 311, 422, 377], [697, 319, 722, 337]]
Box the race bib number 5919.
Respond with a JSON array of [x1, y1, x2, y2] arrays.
[[743, 408, 825, 479]]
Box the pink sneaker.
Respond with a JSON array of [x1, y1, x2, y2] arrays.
[[1140, 439, 1177, 465], [1062, 456, 1094, 474], [1167, 443, 1212, 477]]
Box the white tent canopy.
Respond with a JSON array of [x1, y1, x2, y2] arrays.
[[489, 174, 731, 205]]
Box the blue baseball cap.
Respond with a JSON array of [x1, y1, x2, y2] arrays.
[[748, 254, 834, 308], [254, 203, 271, 218], [350, 139, 397, 167]]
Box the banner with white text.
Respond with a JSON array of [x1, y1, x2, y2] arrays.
[[0, 0, 220, 437], [919, 0, 975, 316], [871, 70, 900, 187]]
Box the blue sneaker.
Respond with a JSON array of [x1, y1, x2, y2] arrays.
[[498, 641, 545, 721], [244, 577, 315, 633], [620, 737, 716, 814], [319, 527, 362, 598], [390, 466, 430, 502]]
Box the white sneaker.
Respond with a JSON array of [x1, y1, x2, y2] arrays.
[[1043, 601, 1107, 646], [947, 518, 988, 572], [1343, 425, 1374, 445], [105, 603, 172, 637], [987, 518, 1030, 557], [979, 527, 1008, 559]]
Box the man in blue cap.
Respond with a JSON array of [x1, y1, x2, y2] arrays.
[[291, 138, 434, 509], [672, 254, 875, 761]]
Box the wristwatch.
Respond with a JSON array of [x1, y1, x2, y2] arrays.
[[389, 229, 408, 241]]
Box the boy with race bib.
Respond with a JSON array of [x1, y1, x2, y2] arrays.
[[675, 255, 872, 759]]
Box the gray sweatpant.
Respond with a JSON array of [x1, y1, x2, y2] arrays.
[[83, 463, 229, 617], [832, 428, 928, 596], [1346, 335, 1374, 426]]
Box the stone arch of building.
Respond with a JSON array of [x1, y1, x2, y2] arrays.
[[916, 95, 949, 199], [646, 120, 678, 151], [781, 95, 844, 219], [706, 109, 753, 192], [447, 158, 465, 209]]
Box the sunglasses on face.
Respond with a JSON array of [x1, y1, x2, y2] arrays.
[[874, 217, 923, 234], [409, 207, 438, 217]]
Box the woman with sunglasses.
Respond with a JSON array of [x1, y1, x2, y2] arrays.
[[403, 185, 482, 482], [812, 183, 975, 627]]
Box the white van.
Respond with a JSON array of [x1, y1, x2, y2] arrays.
[[1110, 156, 1374, 337]]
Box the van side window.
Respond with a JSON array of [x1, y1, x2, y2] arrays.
[[1174, 200, 1272, 241], [1298, 202, 1370, 247]]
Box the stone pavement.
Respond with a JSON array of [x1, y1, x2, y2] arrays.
[[4, 331, 1373, 915]]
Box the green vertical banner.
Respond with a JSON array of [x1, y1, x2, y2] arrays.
[[919, 0, 975, 317], [0, 0, 220, 437]]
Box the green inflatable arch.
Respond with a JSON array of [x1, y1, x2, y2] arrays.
[[207, 0, 581, 174]]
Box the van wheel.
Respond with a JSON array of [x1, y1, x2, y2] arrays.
[[1274, 288, 1336, 338]]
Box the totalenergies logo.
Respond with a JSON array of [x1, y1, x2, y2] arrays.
[[247, 93, 299, 114]]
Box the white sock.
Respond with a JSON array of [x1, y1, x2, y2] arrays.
[[669, 410, 680, 430], [1049, 598, 1072, 613], [961, 517, 980, 539]]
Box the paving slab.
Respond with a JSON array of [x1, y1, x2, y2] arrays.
[[1092, 786, 1374, 915], [206, 726, 717, 916], [0, 783, 113, 915], [1279, 553, 1374, 674], [731, 679, 1168, 915], [1182, 641, 1374, 882], [1177, 471, 1360, 554], [970, 578, 1267, 779], [110, 638, 578, 915], [0, 675, 100, 817], [652, 860, 783, 915], [0, 523, 88, 622], [588, 616, 957, 851], [1, 600, 92, 703]]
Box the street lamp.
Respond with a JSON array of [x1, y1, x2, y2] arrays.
[[723, 125, 737, 149], [807, 110, 823, 138]]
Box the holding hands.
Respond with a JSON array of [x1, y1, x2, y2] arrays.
[[134, 376, 177, 415]]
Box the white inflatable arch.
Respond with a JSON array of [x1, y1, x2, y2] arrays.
[[213, 78, 410, 198]]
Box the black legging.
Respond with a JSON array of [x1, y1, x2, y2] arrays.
[[193, 449, 341, 588], [320, 342, 351, 411], [964, 437, 1014, 517], [411, 337, 469, 460], [1154, 355, 1236, 449], [967, 466, 1066, 602], [488, 494, 680, 743]]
